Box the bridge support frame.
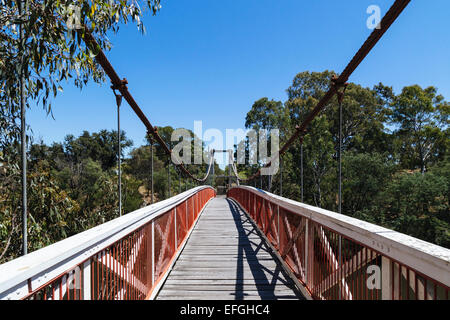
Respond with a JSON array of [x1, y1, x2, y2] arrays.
[[228, 186, 450, 300], [229, 198, 312, 300]]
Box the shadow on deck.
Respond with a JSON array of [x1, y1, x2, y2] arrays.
[[156, 196, 305, 300]]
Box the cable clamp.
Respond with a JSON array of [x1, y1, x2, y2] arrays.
[[331, 75, 348, 105], [110, 78, 128, 107]]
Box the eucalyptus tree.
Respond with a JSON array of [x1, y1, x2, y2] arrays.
[[1, 0, 162, 123], [390, 85, 449, 173], [0, 0, 162, 256]]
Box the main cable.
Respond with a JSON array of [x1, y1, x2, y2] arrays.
[[242, 0, 410, 183], [78, 0, 410, 184]]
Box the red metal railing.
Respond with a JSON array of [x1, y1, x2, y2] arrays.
[[228, 187, 450, 300], [13, 187, 216, 300]]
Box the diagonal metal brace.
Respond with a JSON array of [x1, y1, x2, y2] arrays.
[[281, 219, 306, 259]]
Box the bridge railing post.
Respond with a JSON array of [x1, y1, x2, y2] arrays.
[[151, 221, 155, 286], [83, 260, 91, 300], [174, 207, 177, 251], [382, 256, 393, 300], [185, 200, 188, 234], [276, 205, 280, 249], [304, 219, 309, 286]]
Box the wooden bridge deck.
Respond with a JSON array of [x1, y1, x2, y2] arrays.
[[156, 196, 305, 300]]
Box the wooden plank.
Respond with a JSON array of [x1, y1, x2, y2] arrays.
[[173, 261, 280, 269], [161, 284, 297, 292], [176, 257, 276, 262], [163, 279, 295, 285], [166, 270, 292, 281], [157, 290, 300, 300], [179, 251, 272, 255]]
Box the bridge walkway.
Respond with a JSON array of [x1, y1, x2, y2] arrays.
[[156, 196, 305, 300]]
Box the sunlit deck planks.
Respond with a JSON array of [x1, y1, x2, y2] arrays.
[[156, 196, 305, 300]]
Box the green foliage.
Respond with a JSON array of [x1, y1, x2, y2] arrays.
[[27, 161, 79, 251], [0, 1, 163, 261], [1, 0, 161, 142], [245, 98, 289, 132], [342, 152, 395, 215], [2, 123, 189, 263], [390, 85, 449, 173], [1, 129, 141, 262], [359, 172, 449, 247], [244, 70, 449, 248], [135, 126, 223, 200], [62, 130, 132, 170], [303, 116, 334, 208], [0, 149, 22, 262], [0, 151, 80, 262], [1, 66, 448, 266], [122, 173, 144, 214]]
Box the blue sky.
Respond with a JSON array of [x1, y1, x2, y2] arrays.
[[28, 0, 450, 166]]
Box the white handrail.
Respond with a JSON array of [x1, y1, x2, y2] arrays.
[[229, 186, 450, 288], [0, 186, 214, 300]]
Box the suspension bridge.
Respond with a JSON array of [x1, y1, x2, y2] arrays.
[[0, 0, 449, 300]]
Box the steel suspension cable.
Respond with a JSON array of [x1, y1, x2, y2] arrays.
[[112, 88, 123, 216], [77, 0, 410, 186], [81, 32, 214, 183], [20, 0, 28, 256], [178, 168, 181, 194], [280, 157, 283, 197], [240, 0, 410, 183], [300, 138, 304, 202], [20, 1, 411, 201], [150, 138, 154, 204], [193, 149, 215, 183], [167, 160, 171, 197], [228, 150, 243, 183], [337, 85, 348, 214]]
